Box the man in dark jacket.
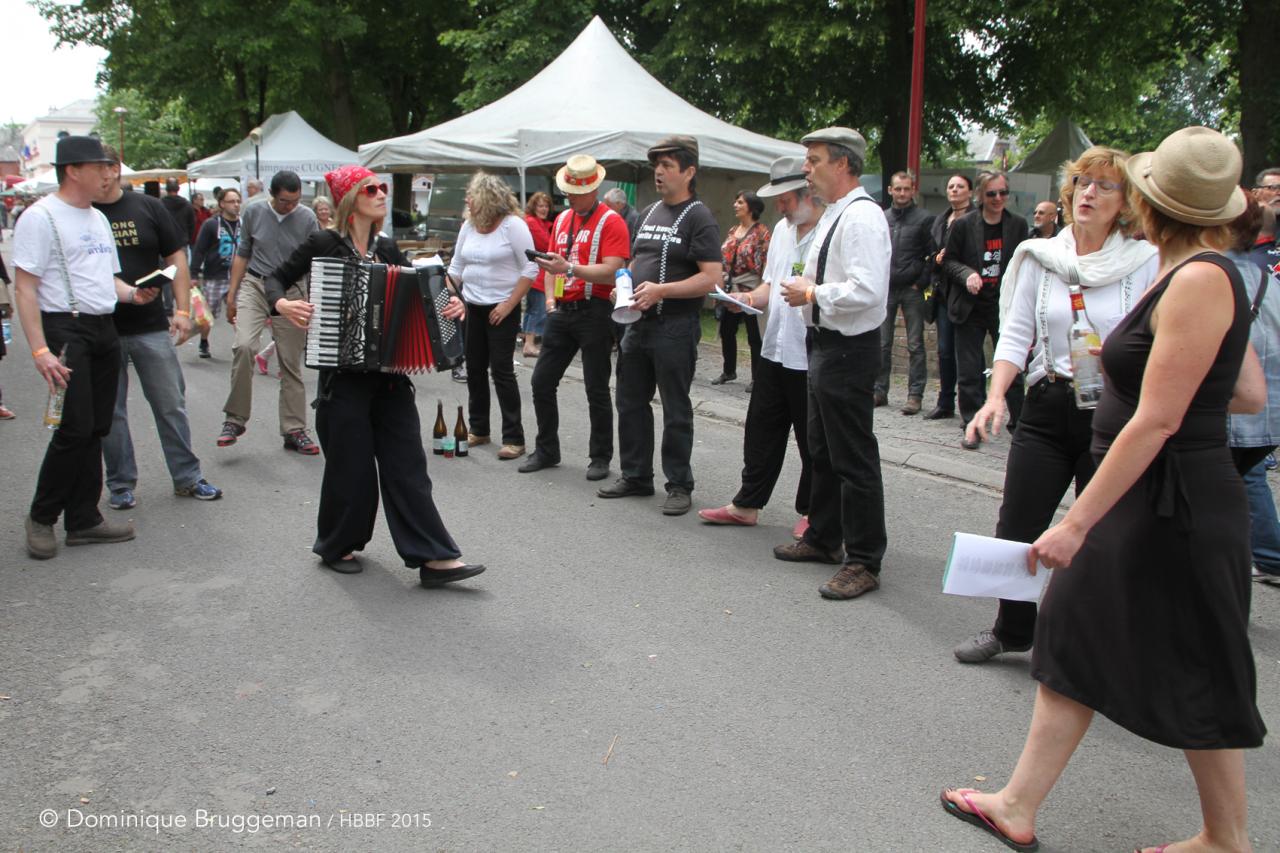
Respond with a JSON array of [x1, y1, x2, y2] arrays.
[[876, 171, 934, 414], [943, 171, 1028, 446]]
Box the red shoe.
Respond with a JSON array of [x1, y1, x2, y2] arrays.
[[0, 404, 15, 420], [792, 516, 809, 540], [696, 505, 756, 526], [283, 429, 320, 455]]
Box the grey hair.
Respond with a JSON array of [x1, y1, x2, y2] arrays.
[[824, 143, 864, 177], [1256, 167, 1280, 186], [603, 188, 628, 205]]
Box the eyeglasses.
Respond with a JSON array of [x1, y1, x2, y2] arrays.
[[984, 188, 1010, 198], [361, 182, 390, 198], [1073, 175, 1122, 195], [1256, 184, 1280, 193]]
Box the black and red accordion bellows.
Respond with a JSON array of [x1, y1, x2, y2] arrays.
[[305, 258, 462, 373]]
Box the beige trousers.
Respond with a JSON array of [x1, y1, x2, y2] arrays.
[[222, 274, 308, 434]]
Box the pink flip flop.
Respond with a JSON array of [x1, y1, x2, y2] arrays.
[[940, 788, 1039, 851], [697, 506, 756, 526]]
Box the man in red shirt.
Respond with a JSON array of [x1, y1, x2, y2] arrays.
[[521, 154, 630, 480]]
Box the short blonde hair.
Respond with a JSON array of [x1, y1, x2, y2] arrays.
[[1058, 146, 1137, 237], [467, 172, 520, 232], [1131, 193, 1232, 255]]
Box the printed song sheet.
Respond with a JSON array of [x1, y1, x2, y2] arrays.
[[709, 285, 764, 315], [942, 532, 1050, 602]]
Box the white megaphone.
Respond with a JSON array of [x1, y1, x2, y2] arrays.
[[612, 268, 642, 324]]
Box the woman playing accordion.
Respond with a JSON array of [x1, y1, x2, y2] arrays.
[[268, 164, 484, 586]]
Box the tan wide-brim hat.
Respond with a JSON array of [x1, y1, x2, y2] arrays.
[[556, 154, 606, 195], [1125, 126, 1246, 226]]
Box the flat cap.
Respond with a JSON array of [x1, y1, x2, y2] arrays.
[[800, 127, 867, 162], [647, 135, 699, 165]]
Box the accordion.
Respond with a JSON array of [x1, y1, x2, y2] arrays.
[[305, 258, 463, 373]]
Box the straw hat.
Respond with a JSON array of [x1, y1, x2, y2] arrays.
[[556, 154, 606, 195], [1125, 126, 1246, 226]]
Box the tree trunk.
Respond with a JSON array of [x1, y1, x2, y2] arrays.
[[1238, 0, 1280, 183], [256, 72, 269, 127], [324, 42, 358, 148], [877, 0, 914, 190], [232, 61, 251, 136]]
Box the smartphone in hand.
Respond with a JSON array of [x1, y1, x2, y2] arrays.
[[524, 249, 554, 262]]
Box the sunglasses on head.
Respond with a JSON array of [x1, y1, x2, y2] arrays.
[[985, 188, 1010, 198], [361, 182, 389, 197]]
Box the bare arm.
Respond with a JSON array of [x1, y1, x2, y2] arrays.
[[631, 260, 721, 311], [14, 268, 70, 391], [1029, 261, 1237, 570], [225, 254, 248, 323], [534, 253, 624, 285], [1229, 341, 1265, 414], [165, 249, 194, 344]]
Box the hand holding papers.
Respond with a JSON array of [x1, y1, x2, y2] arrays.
[[135, 264, 178, 289], [943, 533, 1050, 602], [710, 285, 763, 315]]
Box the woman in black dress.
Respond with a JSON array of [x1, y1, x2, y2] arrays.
[[270, 164, 484, 587], [941, 127, 1266, 852]]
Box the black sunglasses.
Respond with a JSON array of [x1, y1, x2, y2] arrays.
[[985, 188, 1010, 198]]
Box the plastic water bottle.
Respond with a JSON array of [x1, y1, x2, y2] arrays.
[[1, 319, 10, 345]]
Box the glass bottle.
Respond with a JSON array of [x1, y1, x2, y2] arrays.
[[432, 400, 447, 455], [454, 406, 468, 458], [44, 347, 68, 430], [1068, 284, 1104, 409]]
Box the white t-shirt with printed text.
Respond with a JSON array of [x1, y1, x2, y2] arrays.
[[13, 195, 120, 316]]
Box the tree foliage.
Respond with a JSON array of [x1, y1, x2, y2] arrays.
[[38, 0, 1268, 182]]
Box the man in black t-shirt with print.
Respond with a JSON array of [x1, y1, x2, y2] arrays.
[[93, 149, 222, 509], [597, 135, 722, 515]]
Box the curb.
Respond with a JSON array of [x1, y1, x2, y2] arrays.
[[540, 359, 1008, 494]]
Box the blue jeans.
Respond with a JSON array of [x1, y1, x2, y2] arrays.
[[522, 289, 547, 336], [1244, 460, 1280, 575], [103, 330, 204, 492]]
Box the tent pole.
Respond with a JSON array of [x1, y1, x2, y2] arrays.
[[519, 167, 526, 207]]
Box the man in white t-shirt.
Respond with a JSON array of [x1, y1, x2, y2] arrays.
[[12, 135, 159, 560]]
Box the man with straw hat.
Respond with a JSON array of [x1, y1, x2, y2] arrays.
[[522, 154, 631, 481]]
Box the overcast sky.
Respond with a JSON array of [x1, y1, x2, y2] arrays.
[[1, 2, 106, 127]]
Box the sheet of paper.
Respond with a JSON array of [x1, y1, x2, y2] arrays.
[[710, 285, 763, 315], [942, 532, 1050, 602]]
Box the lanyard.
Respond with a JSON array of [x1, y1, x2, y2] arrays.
[[563, 202, 598, 265]]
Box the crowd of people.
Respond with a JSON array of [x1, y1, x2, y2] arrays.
[[5, 123, 1277, 851]]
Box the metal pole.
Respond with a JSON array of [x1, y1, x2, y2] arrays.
[[907, 0, 927, 180]]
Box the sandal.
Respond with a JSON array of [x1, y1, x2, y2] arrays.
[[940, 788, 1039, 851]]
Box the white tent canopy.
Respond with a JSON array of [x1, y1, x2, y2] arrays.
[[186, 111, 358, 185], [359, 16, 803, 179]]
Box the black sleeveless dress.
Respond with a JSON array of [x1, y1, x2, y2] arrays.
[[1031, 253, 1266, 750]]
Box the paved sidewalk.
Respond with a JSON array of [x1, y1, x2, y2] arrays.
[[522, 339, 1014, 494]]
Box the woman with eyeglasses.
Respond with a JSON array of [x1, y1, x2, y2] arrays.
[[950, 147, 1159, 665], [268, 165, 485, 588], [944, 171, 1029, 447]]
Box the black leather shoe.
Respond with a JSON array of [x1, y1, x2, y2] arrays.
[[321, 555, 363, 574], [585, 461, 610, 481], [873, 390, 888, 407], [420, 563, 486, 587], [923, 406, 955, 420], [597, 478, 655, 499], [710, 373, 736, 385], [518, 453, 558, 474]]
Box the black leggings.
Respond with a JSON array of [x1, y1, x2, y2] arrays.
[[718, 309, 761, 379]]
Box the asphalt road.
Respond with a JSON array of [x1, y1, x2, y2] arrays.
[[1, 315, 1278, 853]]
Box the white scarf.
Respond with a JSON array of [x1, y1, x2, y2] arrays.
[[998, 226, 1157, 323]]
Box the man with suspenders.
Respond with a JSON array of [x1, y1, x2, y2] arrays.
[[774, 127, 893, 600], [522, 155, 631, 481]]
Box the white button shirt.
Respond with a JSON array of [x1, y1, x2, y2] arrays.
[[760, 218, 816, 370], [802, 186, 891, 336]]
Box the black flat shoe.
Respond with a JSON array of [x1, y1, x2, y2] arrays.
[[710, 373, 736, 385], [420, 563, 486, 587], [322, 554, 363, 574], [518, 453, 558, 474], [923, 407, 955, 420]]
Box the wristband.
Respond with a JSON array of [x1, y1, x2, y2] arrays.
[[174, 310, 190, 318], [806, 286, 816, 304], [32, 346, 50, 359]]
